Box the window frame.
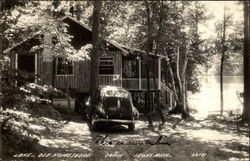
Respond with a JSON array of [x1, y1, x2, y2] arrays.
[[99, 57, 114, 75], [122, 57, 139, 78], [56, 57, 74, 76]]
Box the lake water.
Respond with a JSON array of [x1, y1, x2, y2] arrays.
[[188, 76, 243, 117]]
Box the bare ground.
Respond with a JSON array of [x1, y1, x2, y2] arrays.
[[1, 109, 249, 161]]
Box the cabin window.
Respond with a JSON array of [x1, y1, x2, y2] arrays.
[[18, 54, 35, 73], [99, 57, 114, 74], [56, 58, 74, 75], [122, 58, 138, 78], [17, 54, 36, 83]]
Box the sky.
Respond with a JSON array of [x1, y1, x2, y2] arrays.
[[199, 1, 243, 39]]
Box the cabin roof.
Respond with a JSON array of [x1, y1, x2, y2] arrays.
[[61, 16, 129, 54], [3, 32, 42, 54], [3, 16, 163, 58]]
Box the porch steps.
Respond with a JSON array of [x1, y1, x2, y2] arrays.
[[160, 83, 174, 110]]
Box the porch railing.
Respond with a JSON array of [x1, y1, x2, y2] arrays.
[[98, 74, 122, 86], [160, 82, 175, 109]]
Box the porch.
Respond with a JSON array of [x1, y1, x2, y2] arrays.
[[98, 74, 160, 90]]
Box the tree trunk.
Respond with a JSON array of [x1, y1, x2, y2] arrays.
[[176, 47, 183, 97], [220, 54, 224, 115], [169, 45, 191, 119], [220, 5, 226, 115], [178, 47, 190, 119], [154, 0, 165, 124], [145, 2, 153, 126], [165, 55, 179, 104], [242, 1, 250, 121], [181, 45, 190, 118], [0, 1, 5, 111], [90, 0, 102, 112], [50, 56, 56, 108], [0, 1, 3, 56]]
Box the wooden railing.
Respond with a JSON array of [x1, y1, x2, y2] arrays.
[[122, 78, 159, 90], [141, 78, 159, 90], [55, 74, 162, 92], [99, 74, 122, 86], [122, 78, 139, 89], [161, 82, 175, 109]]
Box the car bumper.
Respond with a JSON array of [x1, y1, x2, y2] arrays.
[[94, 118, 135, 124]]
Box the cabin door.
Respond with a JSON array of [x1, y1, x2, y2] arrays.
[[17, 54, 37, 82]]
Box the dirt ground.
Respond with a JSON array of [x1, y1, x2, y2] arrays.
[[2, 110, 249, 161]]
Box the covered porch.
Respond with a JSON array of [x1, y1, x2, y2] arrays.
[[98, 55, 161, 91]]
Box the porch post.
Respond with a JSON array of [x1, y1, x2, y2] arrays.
[[15, 53, 18, 86], [170, 93, 173, 109], [139, 56, 142, 90], [15, 53, 18, 69], [158, 57, 161, 90], [35, 53, 38, 83], [120, 52, 123, 87]]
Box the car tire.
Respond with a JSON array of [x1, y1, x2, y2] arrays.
[[128, 123, 135, 131]]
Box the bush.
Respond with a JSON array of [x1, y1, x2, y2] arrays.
[[0, 61, 63, 110], [0, 110, 40, 158]]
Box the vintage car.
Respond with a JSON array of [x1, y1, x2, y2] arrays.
[[82, 86, 139, 131]]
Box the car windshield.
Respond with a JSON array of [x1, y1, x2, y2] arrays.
[[104, 97, 132, 108]]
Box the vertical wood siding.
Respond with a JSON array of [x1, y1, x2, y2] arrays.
[[54, 51, 123, 93]]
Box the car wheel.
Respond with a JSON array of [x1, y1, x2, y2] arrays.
[[128, 123, 135, 131]]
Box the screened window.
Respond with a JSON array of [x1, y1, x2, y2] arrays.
[[56, 58, 74, 75], [122, 58, 138, 78], [99, 57, 114, 74]]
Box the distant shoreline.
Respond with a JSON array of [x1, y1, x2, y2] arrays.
[[199, 75, 243, 77]]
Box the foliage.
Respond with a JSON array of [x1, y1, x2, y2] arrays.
[[213, 19, 244, 76], [104, 1, 211, 94], [1, 109, 64, 158], [0, 58, 63, 109], [201, 3, 243, 76], [2, 1, 91, 61]]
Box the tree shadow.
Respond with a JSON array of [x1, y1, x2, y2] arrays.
[[14, 114, 247, 161]]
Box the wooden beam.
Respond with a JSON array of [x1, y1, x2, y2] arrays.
[[15, 53, 18, 69], [139, 57, 142, 90], [158, 57, 161, 90], [170, 93, 172, 109], [15, 53, 18, 86], [35, 53, 38, 83], [120, 53, 123, 87]]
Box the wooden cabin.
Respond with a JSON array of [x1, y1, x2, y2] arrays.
[[4, 16, 174, 112]]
